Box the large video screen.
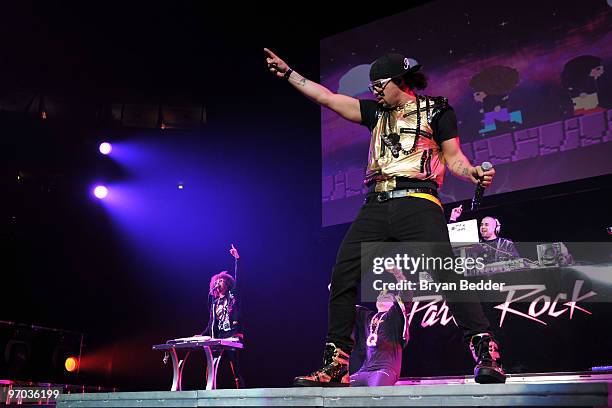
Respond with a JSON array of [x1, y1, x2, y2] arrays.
[[321, 0, 611, 226]]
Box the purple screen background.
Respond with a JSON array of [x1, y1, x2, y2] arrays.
[[321, 0, 612, 226]]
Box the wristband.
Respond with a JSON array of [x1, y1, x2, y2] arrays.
[[284, 68, 293, 80]]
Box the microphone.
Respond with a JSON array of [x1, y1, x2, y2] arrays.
[[210, 280, 220, 295], [471, 161, 493, 211]]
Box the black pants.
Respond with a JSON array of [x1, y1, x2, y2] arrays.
[[327, 196, 491, 351], [212, 349, 245, 389]]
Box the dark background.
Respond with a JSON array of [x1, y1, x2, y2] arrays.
[[3, 1, 611, 391]]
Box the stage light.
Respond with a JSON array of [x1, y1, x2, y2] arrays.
[[93, 185, 108, 199], [99, 142, 112, 155], [65, 356, 79, 372], [178, 182, 184, 190]]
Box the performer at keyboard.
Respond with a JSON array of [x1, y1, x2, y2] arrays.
[[201, 245, 245, 388], [350, 267, 411, 387], [450, 205, 520, 263]]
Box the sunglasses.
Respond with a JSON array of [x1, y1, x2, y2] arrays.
[[368, 78, 393, 94]]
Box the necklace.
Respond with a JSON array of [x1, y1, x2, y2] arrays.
[[380, 95, 422, 158], [393, 98, 415, 111], [366, 311, 387, 347]]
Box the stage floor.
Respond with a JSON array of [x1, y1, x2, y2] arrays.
[[57, 372, 612, 407]]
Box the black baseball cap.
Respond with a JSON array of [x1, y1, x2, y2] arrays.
[[369, 53, 422, 81]]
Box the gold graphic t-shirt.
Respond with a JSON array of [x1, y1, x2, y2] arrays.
[[359, 96, 457, 192]]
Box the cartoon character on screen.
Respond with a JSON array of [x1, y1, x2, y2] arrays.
[[561, 55, 606, 116], [469, 65, 523, 135]]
